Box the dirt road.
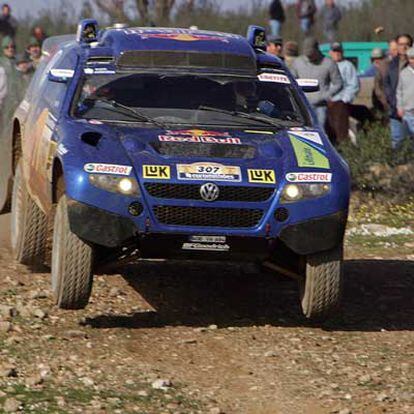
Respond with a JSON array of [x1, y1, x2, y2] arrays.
[[0, 210, 413, 413]]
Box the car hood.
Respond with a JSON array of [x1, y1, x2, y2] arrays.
[[73, 121, 334, 184]]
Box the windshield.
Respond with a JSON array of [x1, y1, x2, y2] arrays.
[[73, 72, 311, 128]]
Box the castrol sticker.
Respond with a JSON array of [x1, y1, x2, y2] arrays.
[[258, 73, 290, 84], [286, 172, 332, 183], [84, 163, 132, 176]]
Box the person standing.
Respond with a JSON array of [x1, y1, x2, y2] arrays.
[[290, 37, 342, 130], [397, 47, 414, 139], [284, 41, 299, 69], [269, 0, 285, 38], [266, 36, 284, 59], [0, 4, 17, 39], [371, 48, 389, 117], [327, 42, 360, 143], [25, 38, 42, 68], [384, 33, 413, 149], [296, 0, 317, 36], [388, 38, 398, 61], [31, 26, 47, 47], [320, 0, 342, 43]]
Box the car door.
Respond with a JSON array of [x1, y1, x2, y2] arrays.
[[24, 50, 74, 212]]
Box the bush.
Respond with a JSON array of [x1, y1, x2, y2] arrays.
[[337, 123, 414, 195]]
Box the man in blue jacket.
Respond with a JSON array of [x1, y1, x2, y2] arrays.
[[327, 42, 360, 143], [384, 33, 413, 149]]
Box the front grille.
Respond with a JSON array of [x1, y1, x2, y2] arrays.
[[145, 183, 274, 202], [152, 142, 256, 159], [153, 206, 263, 228]]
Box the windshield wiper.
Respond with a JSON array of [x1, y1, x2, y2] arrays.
[[89, 98, 167, 129], [198, 105, 286, 128]]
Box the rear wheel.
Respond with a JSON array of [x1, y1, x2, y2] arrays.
[[299, 244, 343, 320], [51, 195, 93, 309], [10, 160, 47, 264]]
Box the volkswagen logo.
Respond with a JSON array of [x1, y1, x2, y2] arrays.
[[200, 183, 219, 202]]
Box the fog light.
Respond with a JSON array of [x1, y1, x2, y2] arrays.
[[128, 202, 143, 216], [275, 207, 289, 222]]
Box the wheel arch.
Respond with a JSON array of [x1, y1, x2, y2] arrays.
[[51, 157, 65, 204], [12, 118, 22, 174]]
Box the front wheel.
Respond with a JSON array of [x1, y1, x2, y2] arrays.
[[299, 244, 343, 320], [51, 195, 93, 309]]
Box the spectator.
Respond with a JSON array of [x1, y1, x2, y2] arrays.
[[327, 42, 360, 143], [290, 37, 342, 130], [397, 47, 414, 139], [269, 0, 285, 38], [284, 40, 299, 69], [0, 3, 17, 39], [26, 38, 42, 68], [320, 0, 342, 43], [384, 33, 413, 149], [388, 39, 398, 61], [31, 26, 47, 47], [0, 65, 6, 110], [16, 54, 34, 96], [371, 48, 389, 116], [296, 0, 317, 36], [0, 36, 18, 136], [266, 36, 284, 59]]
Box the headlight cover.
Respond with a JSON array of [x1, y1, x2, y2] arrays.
[[280, 183, 331, 203], [89, 174, 140, 196]]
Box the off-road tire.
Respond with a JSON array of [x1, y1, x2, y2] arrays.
[[10, 160, 47, 264], [300, 244, 343, 320], [51, 195, 93, 309]]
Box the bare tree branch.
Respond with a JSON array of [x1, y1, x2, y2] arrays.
[[94, 0, 129, 23]]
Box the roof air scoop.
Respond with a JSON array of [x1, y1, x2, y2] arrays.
[[246, 25, 267, 52], [77, 19, 99, 44]]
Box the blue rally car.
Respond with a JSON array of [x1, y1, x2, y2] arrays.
[[0, 21, 350, 319]]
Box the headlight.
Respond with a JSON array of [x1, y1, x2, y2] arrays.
[[280, 183, 330, 203], [89, 174, 140, 196]]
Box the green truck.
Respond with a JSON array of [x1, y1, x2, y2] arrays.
[[320, 41, 388, 75]]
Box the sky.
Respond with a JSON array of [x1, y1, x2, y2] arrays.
[[8, 0, 360, 19]]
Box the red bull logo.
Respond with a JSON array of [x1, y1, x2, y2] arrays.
[[140, 33, 229, 43], [159, 130, 241, 145]]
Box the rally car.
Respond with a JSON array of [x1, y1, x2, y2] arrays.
[[0, 21, 350, 320]]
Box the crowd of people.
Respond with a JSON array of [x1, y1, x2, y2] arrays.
[[267, 0, 414, 150], [269, 0, 342, 42], [0, 3, 46, 130]]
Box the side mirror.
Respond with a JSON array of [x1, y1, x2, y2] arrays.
[[246, 25, 267, 52], [76, 19, 98, 44], [297, 79, 320, 92], [48, 69, 74, 83]]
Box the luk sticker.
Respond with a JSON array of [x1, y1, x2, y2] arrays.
[[143, 165, 171, 180], [177, 163, 241, 182], [289, 136, 330, 169], [84, 163, 132, 176], [258, 73, 290, 84], [159, 129, 241, 145], [247, 169, 276, 184], [286, 172, 332, 183], [289, 131, 323, 145]]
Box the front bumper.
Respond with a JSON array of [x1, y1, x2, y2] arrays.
[[67, 198, 347, 257]]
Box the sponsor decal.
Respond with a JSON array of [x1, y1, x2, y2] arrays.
[[182, 243, 230, 252], [84, 68, 116, 75], [123, 28, 234, 43], [247, 169, 276, 184], [57, 143, 68, 156], [289, 136, 330, 169], [84, 163, 132, 175], [289, 131, 323, 146], [244, 130, 274, 135], [189, 235, 226, 243], [159, 129, 241, 145], [177, 162, 241, 182], [258, 73, 291, 84], [143, 165, 171, 180], [286, 172, 332, 183]]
